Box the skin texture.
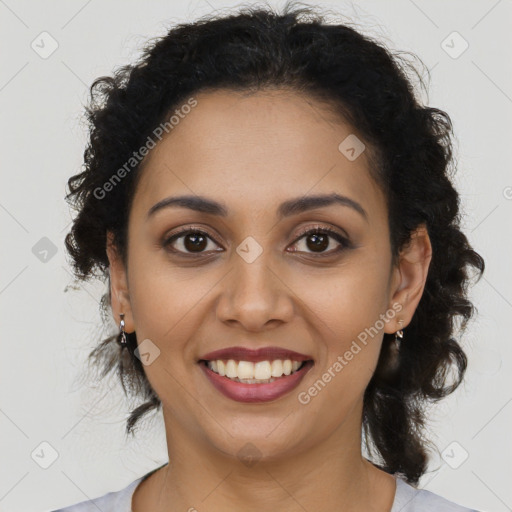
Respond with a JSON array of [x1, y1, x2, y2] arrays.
[[106, 89, 432, 512]]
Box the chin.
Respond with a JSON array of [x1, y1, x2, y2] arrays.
[[204, 422, 311, 464]]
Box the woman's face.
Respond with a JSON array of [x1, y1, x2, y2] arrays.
[[108, 88, 430, 462]]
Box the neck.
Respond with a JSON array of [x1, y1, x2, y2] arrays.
[[133, 406, 396, 512]]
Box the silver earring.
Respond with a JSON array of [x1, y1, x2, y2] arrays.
[[118, 313, 127, 347], [394, 319, 404, 350]]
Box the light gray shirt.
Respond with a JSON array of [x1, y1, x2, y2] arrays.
[[50, 471, 480, 511]]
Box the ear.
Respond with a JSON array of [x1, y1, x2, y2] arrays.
[[106, 230, 135, 333], [385, 223, 432, 333]]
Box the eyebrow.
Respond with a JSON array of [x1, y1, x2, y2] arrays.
[[146, 193, 368, 222]]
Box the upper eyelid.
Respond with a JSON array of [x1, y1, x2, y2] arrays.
[[293, 225, 348, 241]]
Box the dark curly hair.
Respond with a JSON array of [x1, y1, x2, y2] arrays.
[[63, 1, 485, 486]]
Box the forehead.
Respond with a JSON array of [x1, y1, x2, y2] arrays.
[[131, 88, 386, 221]]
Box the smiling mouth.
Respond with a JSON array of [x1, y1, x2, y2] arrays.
[[198, 358, 311, 384]]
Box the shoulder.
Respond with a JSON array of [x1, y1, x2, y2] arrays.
[[50, 463, 168, 512], [50, 476, 143, 512], [392, 476, 481, 512]]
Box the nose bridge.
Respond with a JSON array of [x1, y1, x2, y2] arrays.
[[216, 236, 293, 329], [234, 244, 274, 296], [232, 240, 279, 307]]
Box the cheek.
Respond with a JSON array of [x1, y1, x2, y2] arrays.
[[304, 263, 390, 335], [295, 278, 387, 430], [127, 259, 220, 355], [302, 263, 390, 379]]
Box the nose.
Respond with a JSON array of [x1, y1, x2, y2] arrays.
[[215, 251, 295, 332]]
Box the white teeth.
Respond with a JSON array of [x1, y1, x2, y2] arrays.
[[206, 358, 305, 381], [254, 361, 271, 380], [225, 359, 237, 378], [237, 360, 254, 379], [270, 359, 283, 377]]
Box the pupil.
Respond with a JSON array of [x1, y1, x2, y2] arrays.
[[185, 233, 207, 252], [307, 233, 328, 252]]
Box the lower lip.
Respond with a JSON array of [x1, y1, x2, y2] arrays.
[[199, 360, 314, 403]]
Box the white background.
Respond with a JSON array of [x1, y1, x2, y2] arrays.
[[1, 1, 511, 511]]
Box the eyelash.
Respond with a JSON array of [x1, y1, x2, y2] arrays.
[[162, 224, 351, 258]]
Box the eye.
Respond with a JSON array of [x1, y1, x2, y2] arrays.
[[162, 226, 222, 256], [288, 225, 350, 256], [162, 224, 351, 257]]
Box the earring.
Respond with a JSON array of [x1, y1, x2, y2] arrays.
[[394, 319, 404, 350], [118, 313, 127, 347]]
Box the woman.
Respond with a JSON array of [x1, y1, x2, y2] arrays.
[[54, 2, 484, 511]]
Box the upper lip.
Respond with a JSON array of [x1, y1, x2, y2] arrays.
[[199, 346, 313, 363]]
